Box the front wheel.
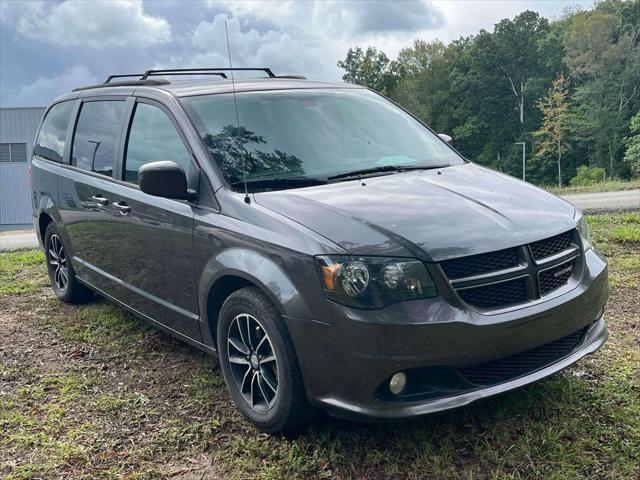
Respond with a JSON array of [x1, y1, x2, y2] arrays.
[[217, 286, 314, 433]]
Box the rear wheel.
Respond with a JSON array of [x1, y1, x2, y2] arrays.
[[44, 223, 92, 303], [217, 286, 314, 433]]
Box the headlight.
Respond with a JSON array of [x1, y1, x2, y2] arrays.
[[315, 255, 437, 309], [575, 211, 592, 251]]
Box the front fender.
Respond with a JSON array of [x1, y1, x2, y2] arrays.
[[197, 248, 315, 347]]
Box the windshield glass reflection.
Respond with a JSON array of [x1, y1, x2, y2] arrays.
[[182, 89, 463, 191]]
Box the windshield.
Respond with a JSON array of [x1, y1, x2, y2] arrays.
[[182, 88, 463, 191]]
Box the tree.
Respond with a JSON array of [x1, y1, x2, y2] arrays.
[[335, 1, 640, 186], [203, 125, 302, 181], [563, 8, 640, 176], [534, 74, 571, 186], [396, 39, 446, 76], [337, 46, 400, 95], [624, 111, 640, 176], [490, 11, 552, 127]]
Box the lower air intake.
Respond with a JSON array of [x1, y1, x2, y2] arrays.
[[460, 328, 585, 385]]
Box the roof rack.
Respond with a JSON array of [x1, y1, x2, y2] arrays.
[[140, 67, 276, 79], [104, 71, 228, 83], [105, 74, 145, 83], [73, 67, 306, 92]]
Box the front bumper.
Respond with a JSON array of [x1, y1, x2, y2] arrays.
[[285, 249, 608, 421], [317, 316, 605, 420]]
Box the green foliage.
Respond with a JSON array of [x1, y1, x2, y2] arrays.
[[337, 0, 640, 186], [336, 46, 400, 95], [570, 165, 606, 186], [624, 111, 640, 176], [534, 74, 571, 186]]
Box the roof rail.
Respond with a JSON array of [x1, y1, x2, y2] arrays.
[[73, 79, 170, 92], [141, 67, 275, 79]]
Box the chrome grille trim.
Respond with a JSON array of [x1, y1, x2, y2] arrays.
[[533, 246, 580, 266], [450, 264, 528, 289]]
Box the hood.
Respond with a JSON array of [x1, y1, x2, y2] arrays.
[[254, 163, 577, 262]]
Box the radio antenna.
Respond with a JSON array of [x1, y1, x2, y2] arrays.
[[224, 20, 250, 204]]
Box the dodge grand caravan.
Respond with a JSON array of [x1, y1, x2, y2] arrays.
[[31, 68, 608, 433]]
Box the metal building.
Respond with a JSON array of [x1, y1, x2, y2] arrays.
[[0, 107, 45, 229]]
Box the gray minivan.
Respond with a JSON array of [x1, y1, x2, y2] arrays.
[[31, 68, 608, 432]]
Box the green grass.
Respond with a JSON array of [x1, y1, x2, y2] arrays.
[[545, 179, 640, 195], [0, 213, 638, 479], [0, 249, 47, 294], [587, 212, 640, 256]]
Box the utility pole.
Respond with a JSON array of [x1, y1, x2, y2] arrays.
[[515, 142, 526, 181]]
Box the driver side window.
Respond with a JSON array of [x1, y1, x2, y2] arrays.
[[124, 103, 192, 185]]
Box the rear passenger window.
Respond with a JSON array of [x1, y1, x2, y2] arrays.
[[72, 101, 125, 176], [33, 101, 74, 163], [124, 103, 192, 184]]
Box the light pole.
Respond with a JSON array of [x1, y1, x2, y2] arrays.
[[515, 142, 526, 181]]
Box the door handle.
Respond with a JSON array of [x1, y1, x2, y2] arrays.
[[113, 201, 131, 214], [91, 194, 109, 205]]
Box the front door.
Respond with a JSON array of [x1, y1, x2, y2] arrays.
[[100, 99, 200, 339]]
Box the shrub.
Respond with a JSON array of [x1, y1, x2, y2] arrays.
[[570, 165, 606, 186]]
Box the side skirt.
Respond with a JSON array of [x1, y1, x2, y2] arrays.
[[76, 276, 218, 356]]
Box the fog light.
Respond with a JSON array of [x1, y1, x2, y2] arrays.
[[389, 372, 407, 395]]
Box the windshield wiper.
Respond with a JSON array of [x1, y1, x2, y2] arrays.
[[327, 164, 450, 181], [230, 176, 327, 192]]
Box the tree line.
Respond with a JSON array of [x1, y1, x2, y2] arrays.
[[337, 0, 640, 187]]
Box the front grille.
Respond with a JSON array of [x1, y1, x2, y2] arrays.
[[458, 277, 528, 309], [539, 260, 575, 295], [460, 328, 585, 385], [530, 231, 572, 260], [440, 248, 520, 279], [440, 229, 580, 310]]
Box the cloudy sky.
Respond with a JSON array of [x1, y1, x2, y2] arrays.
[[1, 0, 593, 107]]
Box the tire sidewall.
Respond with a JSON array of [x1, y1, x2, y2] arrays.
[[44, 223, 77, 302], [217, 290, 294, 428]]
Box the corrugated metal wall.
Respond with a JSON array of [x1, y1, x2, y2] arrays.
[[0, 164, 31, 224], [0, 107, 46, 226]]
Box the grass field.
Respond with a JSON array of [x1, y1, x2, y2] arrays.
[[545, 179, 640, 195], [1, 213, 638, 479]]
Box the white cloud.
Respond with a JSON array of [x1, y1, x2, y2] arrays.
[[212, 0, 444, 35], [0, 0, 596, 107], [13, 0, 171, 48], [162, 14, 333, 79], [5, 65, 98, 107]]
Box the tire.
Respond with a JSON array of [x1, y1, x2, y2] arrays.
[[44, 222, 92, 304], [217, 286, 314, 433]]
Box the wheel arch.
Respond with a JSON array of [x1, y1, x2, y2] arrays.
[[198, 248, 314, 348], [38, 211, 54, 243]]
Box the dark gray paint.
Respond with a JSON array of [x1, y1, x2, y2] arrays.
[[30, 77, 608, 421]]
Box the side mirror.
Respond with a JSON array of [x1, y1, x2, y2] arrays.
[[139, 161, 196, 201], [438, 133, 452, 143]]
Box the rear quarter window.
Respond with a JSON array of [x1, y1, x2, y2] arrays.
[[33, 101, 74, 163]]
